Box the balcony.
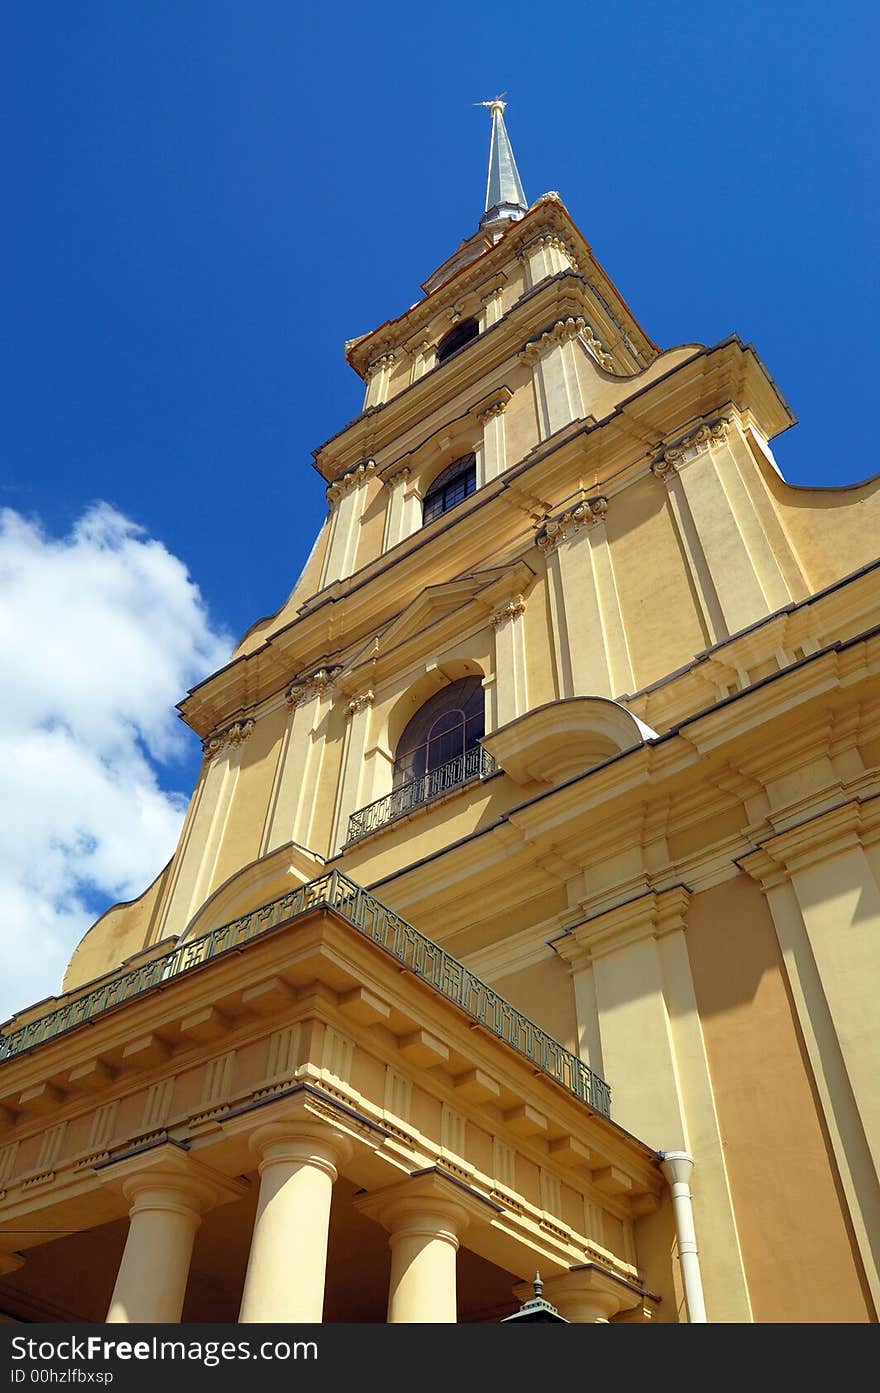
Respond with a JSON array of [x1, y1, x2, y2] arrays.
[[347, 744, 497, 844], [0, 870, 611, 1118]]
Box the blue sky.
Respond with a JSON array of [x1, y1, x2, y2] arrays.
[[2, 1, 877, 1014]]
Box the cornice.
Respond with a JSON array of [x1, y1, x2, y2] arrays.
[[551, 887, 692, 965], [738, 796, 879, 885]]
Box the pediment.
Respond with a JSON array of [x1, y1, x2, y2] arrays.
[[344, 561, 535, 678]]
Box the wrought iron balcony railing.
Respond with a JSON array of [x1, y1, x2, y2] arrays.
[[347, 744, 497, 844], [0, 870, 612, 1117]]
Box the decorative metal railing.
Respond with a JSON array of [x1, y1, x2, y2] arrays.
[[347, 744, 497, 844], [0, 871, 611, 1117]]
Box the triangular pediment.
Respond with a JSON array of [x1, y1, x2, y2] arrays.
[[342, 561, 534, 682]]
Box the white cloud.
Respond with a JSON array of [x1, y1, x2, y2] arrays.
[[0, 503, 232, 1022]]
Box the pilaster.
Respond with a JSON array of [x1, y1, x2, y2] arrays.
[[538, 497, 625, 698], [262, 669, 338, 854], [651, 417, 800, 640], [492, 595, 528, 725], [741, 797, 880, 1310], [477, 396, 509, 484], [320, 459, 377, 587], [522, 318, 588, 439], [330, 688, 375, 852], [553, 887, 752, 1321], [363, 353, 395, 408]]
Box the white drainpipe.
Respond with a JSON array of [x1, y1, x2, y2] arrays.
[[659, 1151, 708, 1323]]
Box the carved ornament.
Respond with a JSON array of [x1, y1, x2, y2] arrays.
[[326, 458, 377, 505], [365, 353, 395, 381], [652, 419, 731, 481], [521, 317, 613, 370], [536, 497, 608, 552], [347, 690, 375, 717], [477, 397, 509, 424], [202, 719, 255, 759], [383, 466, 411, 489], [492, 595, 527, 627], [285, 667, 339, 709]]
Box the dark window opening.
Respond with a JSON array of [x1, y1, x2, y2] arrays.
[[394, 676, 485, 787], [422, 453, 477, 526], [436, 317, 480, 366]]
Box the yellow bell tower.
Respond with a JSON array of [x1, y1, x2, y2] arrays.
[[1, 104, 878, 1325]]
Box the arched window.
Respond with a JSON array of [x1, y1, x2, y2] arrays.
[[436, 317, 479, 365], [422, 453, 477, 526], [394, 676, 485, 787]]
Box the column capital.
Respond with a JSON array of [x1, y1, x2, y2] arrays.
[[534, 1263, 647, 1322], [221, 1089, 384, 1171], [384, 465, 411, 488], [536, 497, 608, 553], [347, 690, 374, 718], [651, 418, 732, 482], [248, 1120, 353, 1182], [95, 1141, 247, 1217], [491, 594, 526, 628], [553, 886, 691, 964], [202, 718, 255, 760], [326, 459, 377, 505], [354, 1168, 498, 1242]]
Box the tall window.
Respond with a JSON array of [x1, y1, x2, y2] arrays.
[[394, 677, 485, 787], [422, 453, 477, 526], [436, 317, 479, 366]]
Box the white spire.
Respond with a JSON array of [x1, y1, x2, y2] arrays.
[[477, 97, 528, 229]]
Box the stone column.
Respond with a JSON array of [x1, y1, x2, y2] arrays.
[[355, 1173, 492, 1323], [103, 1145, 244, 1324], [320, 461, 376, 587], [238, 1119, 352, 1324]]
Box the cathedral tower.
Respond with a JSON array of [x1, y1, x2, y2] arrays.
[[1, 106, 878, 1324]]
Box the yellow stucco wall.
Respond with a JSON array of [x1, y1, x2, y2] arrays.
[[492, 953, 579, 1056], [686, 874, 873, 1322], [766, 471, 880, 594], [60, 861, 173, 996]]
